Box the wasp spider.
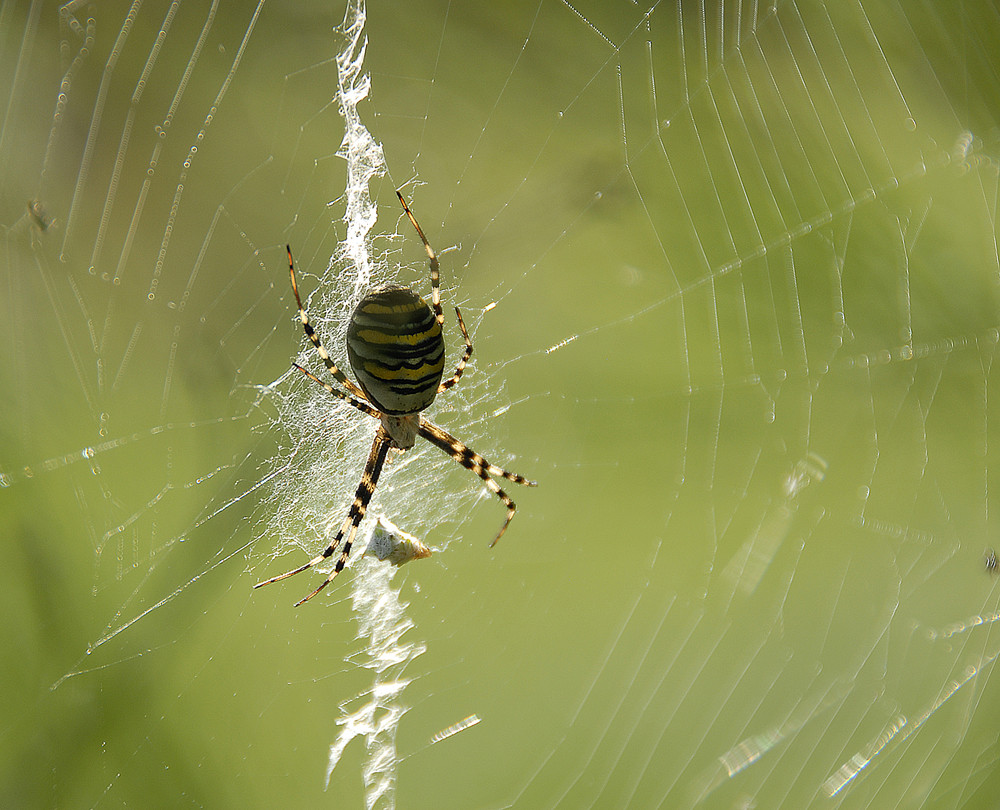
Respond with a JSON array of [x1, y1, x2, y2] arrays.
[[256, 191, 536, 605]]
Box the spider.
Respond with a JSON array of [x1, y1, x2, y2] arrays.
[[255, 190, 536, 605]]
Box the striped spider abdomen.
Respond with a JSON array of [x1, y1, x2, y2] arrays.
[[254, 190, 536, 605], [346, 284, 445, 417]]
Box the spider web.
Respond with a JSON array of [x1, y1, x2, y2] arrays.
[[2, 1, 1000, 808]]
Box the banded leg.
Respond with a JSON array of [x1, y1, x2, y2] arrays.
[[286, 245, 367, 400], [255, 428, 391, 605], [292, 362, 380, 419], [395, 194, 473, 393], [418, 419, 536, 547], [396, 190, 443, 326], [438, 306, 473, 393]]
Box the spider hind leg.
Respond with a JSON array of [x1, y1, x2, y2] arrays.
[[286, 245, 367, 400]]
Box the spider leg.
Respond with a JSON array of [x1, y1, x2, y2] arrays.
[[395, 193, 473, 394], [418, 419, 536, 547], [286, 245, 367, 400], [438, 306, 473, 393], [255, 428, 392, 605], [396, 191, 443, 327], [292, 362, 380, 419]]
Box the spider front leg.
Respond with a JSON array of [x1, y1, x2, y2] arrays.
[[418, 419, 536, 547], [255, 428, 392, 606]]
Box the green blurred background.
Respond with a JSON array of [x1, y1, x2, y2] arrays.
[[3, 1, 1000, 808]]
